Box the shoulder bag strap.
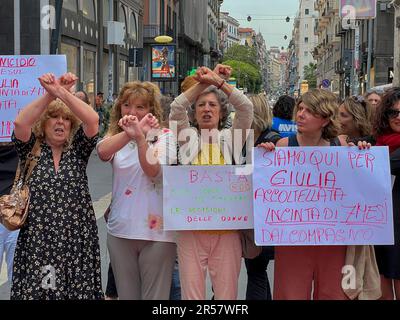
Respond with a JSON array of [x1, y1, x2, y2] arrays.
[[23, 140, 42, 183]]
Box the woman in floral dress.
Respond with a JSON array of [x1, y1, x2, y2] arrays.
[[11, 72, 103, 299]]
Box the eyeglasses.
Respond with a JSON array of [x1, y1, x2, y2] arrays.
[[386, 109, 400, 119]]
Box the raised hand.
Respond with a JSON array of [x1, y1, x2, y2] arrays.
[[38, 73, 62, 97], [118, 115, 144, 141], [213, 64, 232, 81], [139, 113, 160, 136], [193, 67, 222, 87], [59, 72, 78, 92]]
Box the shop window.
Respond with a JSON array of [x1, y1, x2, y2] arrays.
[[83, 49, 96, 107], [63, 0, 78, 12], [129, 11, 138, 44], [60, 42, 79, 77], [119, 5, 128, 49], [119, 60, 127, 90], [82, 0, 96, 21]]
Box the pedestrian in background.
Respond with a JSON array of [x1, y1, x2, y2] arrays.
[[271, 95, 297, 137], [244, 94, 281, 300]]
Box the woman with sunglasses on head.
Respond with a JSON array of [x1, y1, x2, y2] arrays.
[[338, 96, 375, 144], [373, 87, 400, 300]]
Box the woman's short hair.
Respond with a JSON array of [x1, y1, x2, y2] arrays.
[[273, 95, 296, 120], [33, 99, 81, 147], [341, 96, 373, 137], [373, 87, 400, 136], [188, 86, 229, 130], [249, 93, 272, 133], [295, 89, 341, 140], [107, 81, 163, 136]]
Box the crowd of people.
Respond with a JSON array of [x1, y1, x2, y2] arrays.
[[0, 64, 399, 300]]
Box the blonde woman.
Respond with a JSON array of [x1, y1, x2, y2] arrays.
[[97, 81, 177, 300], [245, 94, 281, 300], [338, 96, 375, 144], [12, 72, 102, 299]]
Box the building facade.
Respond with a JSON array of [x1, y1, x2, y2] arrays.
[[296, 0, 318, 89], [219, 12, 240, 55], [313, 0, 341, 94], [0, 0, 144, 106]]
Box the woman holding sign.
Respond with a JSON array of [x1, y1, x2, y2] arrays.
[[259, 89, 370, 300], [373, 87, 400, 300], [97, 81, 177, 299], [169, 65, 253, 300], [11, 72, 103, 299]]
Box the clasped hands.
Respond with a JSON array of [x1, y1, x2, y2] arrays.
[[118, 113, 160, 145], [192, 64, 232, 87], [38, 72, 78, 97]]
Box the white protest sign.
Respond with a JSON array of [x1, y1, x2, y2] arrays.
[[163, 165, 253, 230], [253, 146, 394, 245], [0, 55, 67, 142]]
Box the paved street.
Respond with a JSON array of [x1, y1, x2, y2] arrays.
[[0, 151, 274, 300]]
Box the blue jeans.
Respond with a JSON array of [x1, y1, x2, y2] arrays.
[[0, 224, 19, 283], [169, 259, 181, 300], [244, 247, 273, 300]]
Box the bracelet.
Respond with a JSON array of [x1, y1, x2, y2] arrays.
[[217, 79, 225, 90]]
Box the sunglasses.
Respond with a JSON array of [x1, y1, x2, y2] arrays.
[[386, 109, 400, 119], [349, 96, 368, 109]]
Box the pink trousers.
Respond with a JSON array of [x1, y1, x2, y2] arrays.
[[177, 231, 242, 300]]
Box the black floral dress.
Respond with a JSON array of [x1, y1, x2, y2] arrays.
[[10, 126, 103, 300]]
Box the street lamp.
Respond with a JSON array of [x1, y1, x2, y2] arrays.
[[154, 35, 173, 43]]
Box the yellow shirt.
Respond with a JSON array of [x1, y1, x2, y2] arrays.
[[192, 143, 225, 166], [192, 143, 234, 235]]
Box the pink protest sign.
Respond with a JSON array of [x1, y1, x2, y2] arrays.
[[163, 165, 253, 230], [0, 55, 67, 142], [253, 147, 394, 245]]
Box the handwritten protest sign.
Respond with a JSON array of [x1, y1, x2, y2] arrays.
[[0, 55, 67, 142], [163, 165, 253, 230], [253, 147, 394, 245]]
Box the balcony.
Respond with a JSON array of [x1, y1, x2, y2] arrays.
[[143, 24, 175, 42], [335, 22, 345, 37], [326, 0, 338, 16]]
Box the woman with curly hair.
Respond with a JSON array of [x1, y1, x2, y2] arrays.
[[169, 64, 253, 300], [97, 81, 177, 300], [338, 96, 375, 144], [373, 87, 400, 300], [11, 72, 103, 299]]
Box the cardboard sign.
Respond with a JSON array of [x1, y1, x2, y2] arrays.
[[253, 147, 394, 245], [163, 165, 253, 230], [0, 55, 67, 142]]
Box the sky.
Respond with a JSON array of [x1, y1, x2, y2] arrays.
[[221, 0, 299, 49]]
